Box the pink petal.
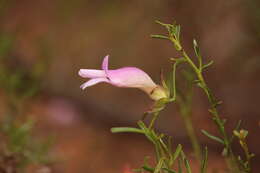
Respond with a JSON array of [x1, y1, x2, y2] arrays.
[[107, 67, 156, 89], [78, 69, 106, 78], [102, 55, 109, 74], [80, 78, 109, 90]]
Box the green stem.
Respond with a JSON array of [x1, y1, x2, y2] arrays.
[[175, 44, 240, 172], [149, 112, 160, 129], [181, 111, 202, 161]]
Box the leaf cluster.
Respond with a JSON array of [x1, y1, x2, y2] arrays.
[[0, 118, 53, 171]]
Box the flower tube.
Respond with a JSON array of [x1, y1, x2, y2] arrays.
[[78, 55, 167, 100]]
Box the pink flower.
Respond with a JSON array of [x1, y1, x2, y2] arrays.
[[78, 55, 167, 100]]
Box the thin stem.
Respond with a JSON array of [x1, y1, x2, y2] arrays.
[[184, 52, 240, 172], [181, 110, 202, 161], [169, 36, 240, 171], [149, 112, 160, 129]]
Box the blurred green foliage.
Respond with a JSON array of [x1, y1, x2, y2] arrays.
[[0, 19, 53, 172]]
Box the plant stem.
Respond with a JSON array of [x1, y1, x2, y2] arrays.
[[149, 112, 160, 129], [181, 109, 202, 161], [180, 48, 240, 172]]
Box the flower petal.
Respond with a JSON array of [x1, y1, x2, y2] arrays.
[[80, 78, 109, 90], [78, 69, 106, 78], [102, 55, 109, 74], [107, 67, 157, 90]]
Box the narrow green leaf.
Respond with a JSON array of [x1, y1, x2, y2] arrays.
[[154, 158, 165, 173], [230, 120, 242, 144], [175, 25, 181, 40], [201, 130, 224, 144], [151, 34, 169, 40], [172, 144, 182, 162], [155, 20, 172, 27], [178, 158, 183, 173], [184, 158, 192, 173], [142, 165, 154, 172], [193, 39, 202, 70], [181, 151, 192, 173], [202, 60, 214, 70], [137, 121, 156, 143], [200, 147, 208, 173], [193, 39, 200, 57], [163, 168, 177, 173], [110, 127, 144, 134]]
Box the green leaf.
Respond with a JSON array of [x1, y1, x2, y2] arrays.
[[151, 34, 169, 40], [201, 130, 224, 144], [193, 39, 200, 57], [110, 127, 144, 134], [154, 158, 165, 173], [200, 147, 208, 173], [230, 120, 242, 144], [137, 121, 156, 143], [155, 20, 173, 28], [181, 152, 192, 173], [142, 165, 154, 172], [172, 144, 182, 163], [193, 39, 202, 70], [183, 158, 192, 173], [178, 158, 183, 173], [202, 60, 214, 70], [160, 70, 170, 98], [175, 25, 181, 41], [163, 168, 177, 173]]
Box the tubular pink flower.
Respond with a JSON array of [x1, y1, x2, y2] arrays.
[[78, 55, 167, 100]]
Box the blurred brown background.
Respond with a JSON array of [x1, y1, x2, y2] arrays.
[[0, 0, 259, 172]]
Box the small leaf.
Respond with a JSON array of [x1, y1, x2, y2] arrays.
[[172, 144, 182, 163], [181, 152, 192, 173], [111, 127, 144, 134], [163, 168, 177, 173], [183, 158, 192, 173], [202, 60, 214, 70], [240, 129, 248, 138], [137, 121, 156, 143], [155, 20, 172, 27], [230, 120, 242, 144], [178, 158, 182, 173], [193, 39, 202, 70], [151, 34, 169, 40], [142, 165, 154, 172], [154, 158, 165, 173], [233, 130, 240, 137], [175, 25, 181, 40], [201, 130, 224, 144], [193, 39, 200, 57], [200, 146, 208, 173]]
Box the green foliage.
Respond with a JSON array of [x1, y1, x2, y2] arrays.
[[151, 20, 254, 173], [0, 29, 53, 172], [111, 19, 254, 173], [201, 130, 224, 145], [233, 129, 254, 172], [0, 33, 13, 57], [0, 119, 53, 170]]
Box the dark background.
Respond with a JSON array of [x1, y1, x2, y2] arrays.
[[0, 0, 259, 172]]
